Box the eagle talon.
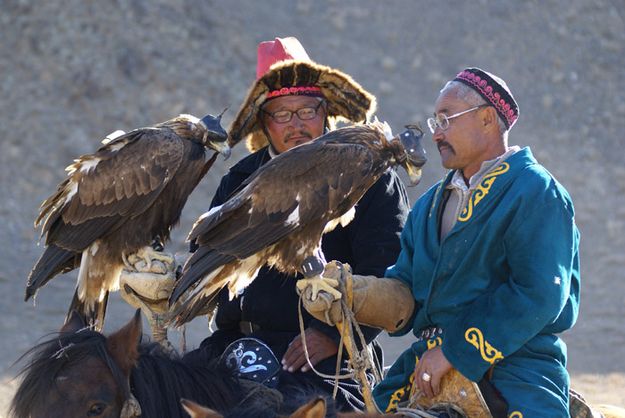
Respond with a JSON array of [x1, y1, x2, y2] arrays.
[[296, 277, 342, 301], [145, 248, 175, 266], [126, 247, 175, 273]]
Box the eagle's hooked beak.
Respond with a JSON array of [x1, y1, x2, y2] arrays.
[[398, 125, 427, 186], [211, 140, 231, 160], [405, 164, 424, 185]]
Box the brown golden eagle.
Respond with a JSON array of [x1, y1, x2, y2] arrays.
[[26, 113, 230, 330], [169, 121, 426, 325]]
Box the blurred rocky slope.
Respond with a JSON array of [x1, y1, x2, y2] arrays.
[[1, 0, 624, 408]]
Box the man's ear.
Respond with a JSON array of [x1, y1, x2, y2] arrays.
[[481, 106, 499, 131]]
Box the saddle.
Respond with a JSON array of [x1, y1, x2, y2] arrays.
[[408, 369, 507, 418]]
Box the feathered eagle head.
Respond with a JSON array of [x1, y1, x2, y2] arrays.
[[162, 113, 231, 159], [371, 119, 427, 185]]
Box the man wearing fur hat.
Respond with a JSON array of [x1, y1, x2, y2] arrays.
[[301, 68, 580, 417], [190, 37, 409, 410]]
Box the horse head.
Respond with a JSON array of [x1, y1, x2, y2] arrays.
[[10, 310, 143, 418]]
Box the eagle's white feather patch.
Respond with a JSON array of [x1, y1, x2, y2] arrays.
[[339, 206, 356, 227], [180, 114, 200, 124], [76, 248, 92, 301], [64, 180, 79, 205], [107, 140, 127, 152], [372, 116, 394, 140], [285, 205, 300, 226], [198, 204, 222, 221], [79, 158, 100, 173], [227, 255, 262, 299], [193, 266, 226, 299], [189, 205, 223, 240], [194, 254, 262, 302], [323, 206, 356, 233], [101, 130, 126, 145], [90, 242, 99, 256]]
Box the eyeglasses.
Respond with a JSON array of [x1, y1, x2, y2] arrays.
[[262, 100, 325, 124], [426, 104, 490, 134]]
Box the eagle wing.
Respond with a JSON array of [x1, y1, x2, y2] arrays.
[[195, 139, 376, 256], [37, 128, 186, 250], [26, 128, 188, 315], [174, 137, 380, 304]]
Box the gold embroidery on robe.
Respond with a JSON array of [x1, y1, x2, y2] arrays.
[[465, 327, 504, 364], [427, 336, 443, 350], [459, 163, 510, 222], [385, 356, 418, 412]]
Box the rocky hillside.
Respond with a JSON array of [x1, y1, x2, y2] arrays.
[[1, 0, 624, 411]]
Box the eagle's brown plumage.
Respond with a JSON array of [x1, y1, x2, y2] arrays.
[[26, 114, 230, 330], [170, 122, 426, 325]]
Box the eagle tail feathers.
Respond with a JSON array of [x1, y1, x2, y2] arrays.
[[170, 291, 219, 327], [25, 245, 77, 301], [170, 247, 234, 303]]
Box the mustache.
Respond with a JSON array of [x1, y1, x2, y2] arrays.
[[285, 130, 313, 141], [438, 141, 455, 153]]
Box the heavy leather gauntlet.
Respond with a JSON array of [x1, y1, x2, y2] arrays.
[[297, 261, 415, 333]]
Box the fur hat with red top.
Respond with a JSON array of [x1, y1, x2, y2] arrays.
[[229, 36, 376, 152]]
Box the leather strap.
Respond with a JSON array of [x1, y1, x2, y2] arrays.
[[239, 320, 262, 336]]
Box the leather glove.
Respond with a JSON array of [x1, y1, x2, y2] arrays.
[[119, 250, 179, 314], [298, 261, 415, 333]]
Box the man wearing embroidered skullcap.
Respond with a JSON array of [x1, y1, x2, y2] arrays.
[[300, 67, 580, 416], [185, 37, 409, 411]]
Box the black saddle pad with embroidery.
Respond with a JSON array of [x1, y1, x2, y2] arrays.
[[220, 337, 280, 388]]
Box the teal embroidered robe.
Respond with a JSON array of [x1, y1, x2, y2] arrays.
[[374, 147, 580, 417]]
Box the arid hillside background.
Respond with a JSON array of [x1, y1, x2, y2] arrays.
[[1, 0, 624, 414]]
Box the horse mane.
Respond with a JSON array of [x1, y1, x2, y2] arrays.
[[132, 343, 242, 417]]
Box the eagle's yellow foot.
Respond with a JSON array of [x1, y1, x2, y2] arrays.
[[296, 277, 342, 301]]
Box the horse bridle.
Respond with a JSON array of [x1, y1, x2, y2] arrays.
[[120, 394, 142, 418], [100, 347, 142, 418]]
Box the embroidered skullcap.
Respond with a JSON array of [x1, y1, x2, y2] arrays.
[[454, 67, 519, 129]]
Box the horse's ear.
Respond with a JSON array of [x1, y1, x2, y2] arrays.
[[106, 309, 142, 376], [60, 310, 87, 333], [181, 398, 223, 418], [290, 397, 326, 418]]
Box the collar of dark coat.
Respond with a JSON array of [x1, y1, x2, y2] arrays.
[[430, 146, 537, 228], [228, 147, 272, 175]]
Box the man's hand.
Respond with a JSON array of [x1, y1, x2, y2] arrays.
[[414, 346, 453, 398], [282, 328, 338, 373]]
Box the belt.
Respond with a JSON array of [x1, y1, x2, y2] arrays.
[[239, 321, 262, 336], [416, 326, 443, 342]]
